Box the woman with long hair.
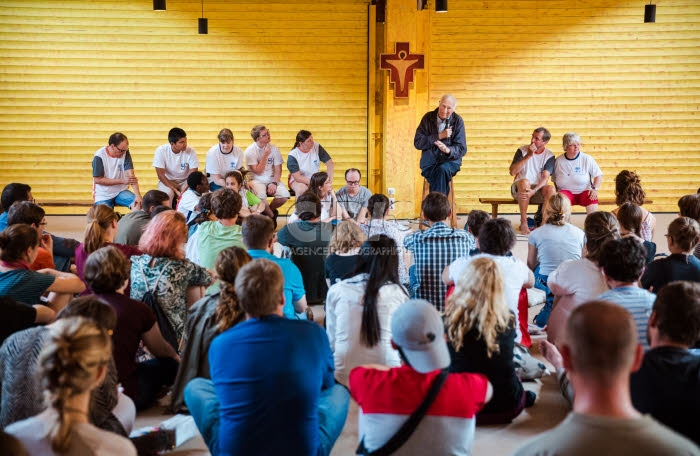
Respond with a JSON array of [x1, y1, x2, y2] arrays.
[[361, 193, 410, 286], [325, 235, 408, 385], [287, 129, 335, 196], [5, 317, 136, 455], [325, 220, 366, 286], [0, 224, 84, 312], [445, 256, 532, 424], [169, 247, 251, 413], [527, 193, 585, 327], [546, 211, 620, 345], [75, 204, 140, 292], [613, 170, 655, 241], [130, 211, 212, 348]]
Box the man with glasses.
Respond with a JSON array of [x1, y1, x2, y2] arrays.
[[92, 132, 142, 209], [336, 168, 371, 224], [244, 125, 290, 213]]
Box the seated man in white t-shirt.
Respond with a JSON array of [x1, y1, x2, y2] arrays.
[[244, 125, 290, 212], [153, 127, 200, 204], [206, 128, 245, 191], [508, 127, 555, 234], [444, 218, 534, 344], [92, 132, 142, 209]]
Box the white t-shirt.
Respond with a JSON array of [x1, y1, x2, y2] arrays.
[[205, 144, 244, 183], [512, 146, 555, 184], [288, 192, 331, 223], [92, 146, 132, 201], [153, 144, 199, 181], [548, 258, 608, 303], [287, 142, 331, 183], [449, 253, 530, 343], [244, 142, 284, 183], [177, 188, 202, 223], [553, 151, 603, 194], [528, 223, 585, 275]]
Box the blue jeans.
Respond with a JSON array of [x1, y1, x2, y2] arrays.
[[209, 182, 223, 191], [51, 234, 79, 272], [184, 378, 350, 456], [421, 160, 461, 196], [533, 266, 554, 327], [95, 190, 135, 209]]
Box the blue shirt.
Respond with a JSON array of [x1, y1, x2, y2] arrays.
[[0, 212, 8, 231], [598, 286, 655, 350], [247, 249, 306, 318], [0, 269, 55, 305], [209, 315, 335, 456]]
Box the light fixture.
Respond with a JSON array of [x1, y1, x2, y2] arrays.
[[198, 0, 208, 34], [153, 0, 166, 11], [436, 0, 447, 13], [644, 2, 656, 23]]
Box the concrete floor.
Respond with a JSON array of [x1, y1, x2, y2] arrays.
[[44, 211, 677, 455]]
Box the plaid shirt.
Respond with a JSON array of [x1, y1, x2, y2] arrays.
[[404, 222, 476, 312]]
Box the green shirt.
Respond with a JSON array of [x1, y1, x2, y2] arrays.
[[197, 221, 245, 294]]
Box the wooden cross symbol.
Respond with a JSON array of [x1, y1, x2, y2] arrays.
[[380, 42, 425, 98]]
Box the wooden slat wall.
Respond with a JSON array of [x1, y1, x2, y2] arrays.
[[0, 0, 369, 213], [429, 0, 700, 213]]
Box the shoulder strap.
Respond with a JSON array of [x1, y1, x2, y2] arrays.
[[139, 259, 171, 294], [356, 369, 449, 456]]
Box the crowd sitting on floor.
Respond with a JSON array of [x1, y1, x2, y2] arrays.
[[1, 130, 700, 455]]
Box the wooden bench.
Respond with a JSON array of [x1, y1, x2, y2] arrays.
[[39, 201, 94, 207], [478, 197, 653, 218]]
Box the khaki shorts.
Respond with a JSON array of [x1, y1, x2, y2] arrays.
[[511, 180, 546, 204], [249, 179, 291, 199]]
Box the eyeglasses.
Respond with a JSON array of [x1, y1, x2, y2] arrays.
[[114, 146, 129, 154], [39, 221, 48, 227], [346, 181, 360, 186]]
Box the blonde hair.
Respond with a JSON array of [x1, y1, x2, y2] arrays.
[[39, 317, 111, 452], [328, 221, 366, 254], [83, 204, 118, 254], [543, 193, 571, 226], [445, 257, 513, 357]]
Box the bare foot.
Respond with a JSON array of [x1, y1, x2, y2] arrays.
[[539, 339, 563, 370]]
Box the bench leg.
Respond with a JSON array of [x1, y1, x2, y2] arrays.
[[491, 204, 498, 219]]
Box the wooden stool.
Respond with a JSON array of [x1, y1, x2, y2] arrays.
[[420, 180, 458, 230]]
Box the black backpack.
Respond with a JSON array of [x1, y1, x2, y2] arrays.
[[139, 261, 179, 352]]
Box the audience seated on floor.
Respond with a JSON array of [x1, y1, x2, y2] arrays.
[[176, 171, 209, 226], [277, 191, 335, 306], [241, 214, 308, 319], [641, 216, 700, 292], [546, 211, 619, 346], [0, 295, 54, 346], [527, 193, 584, 327], [83, 246, 179, 411], [114, 189, 170, 246], [616, 202, 656, 264], [169, 246, 251, 413], [0, 296, 135, 437], [446, 257, 534, 425], [350, 298, 492, 455], [361, 193, 411, 287], [6, 201, 55, 271], [184, 259, 350, 456], [326, 235, 408, 386], [185, 192, 215, 264], [445, 218, 534, 345], [1, 182, 79, 272], [325, 220, 366, 287], [196, 188, 245, 294], [0, 224, 85, 313], [613, 170, 655, 242], [678, 192, 700, 260], [4, 317, 137, 455], [543, 282, 700, 444], [464, 209, 489, 255], [597, 236, 656, 350], [405, 192, 476, 311], [224, 169, 273, 220], [130, 210, 212, 350], [515, 301, 698, 456], [75, 204, 141, 294]]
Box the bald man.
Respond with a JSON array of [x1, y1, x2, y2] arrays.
[[514, 301, 698, 456], [414, 94, 467, 196]]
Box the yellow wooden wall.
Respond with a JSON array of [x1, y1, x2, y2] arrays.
[[0, 0, 369, 213], [429, 0, 700, 213]]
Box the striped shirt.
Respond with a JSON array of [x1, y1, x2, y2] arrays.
[[404, 222, 476, 311], [598, 286, 655, 350]]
